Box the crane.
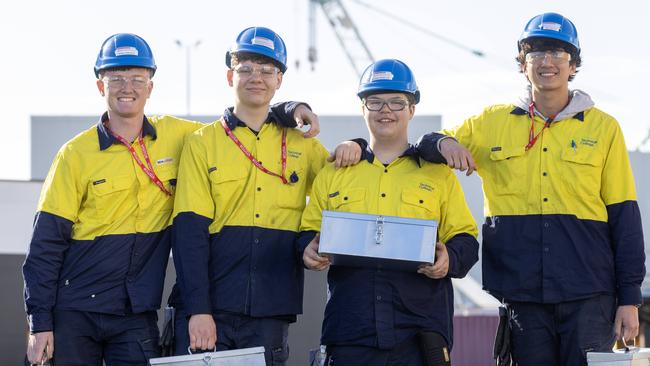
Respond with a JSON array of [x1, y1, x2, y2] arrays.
[[308, 0, 374, 77], [308, 0, 486, 76]]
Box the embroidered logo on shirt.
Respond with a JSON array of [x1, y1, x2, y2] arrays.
[[419, 183, 433, 192], [156, 157, 174, 165], [491, 146, 502, 152], [208, 167, 217, 173], [287, 150, 302, 159], [328, 191, 340, 198], [580, 138, 597, 147], [93, 179, 106, 185]]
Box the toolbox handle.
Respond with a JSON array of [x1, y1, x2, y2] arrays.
[[618, 337, 639, 353], [188, 346, 217, 354]]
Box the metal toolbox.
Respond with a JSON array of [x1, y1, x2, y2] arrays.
[[319, 210, 438, 271], [587, 349, 650, 365], [149, 347, 265, 366]]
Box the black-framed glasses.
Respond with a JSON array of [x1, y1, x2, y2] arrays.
[[364, 98, 409, 111], [102, 75, 151, 89]]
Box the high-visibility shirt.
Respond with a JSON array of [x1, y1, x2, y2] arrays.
[[23, 103, 303, 333], [299, 146, 479, 349], [172, 108, 330, 318], [23, 114, 202, 332], [417, 103, 645, 305]]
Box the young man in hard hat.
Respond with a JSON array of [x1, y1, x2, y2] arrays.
[[171, 26, 365, 365], [299, 59, 479, 365], [22, 32, 354, 366], [414, 12, 645, 365]]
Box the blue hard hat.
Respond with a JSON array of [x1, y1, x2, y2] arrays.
[[519, 12, 580, 53], [226, 27, 288, 72], [357, 59, 420, 104], [94, 33, 157, 78]]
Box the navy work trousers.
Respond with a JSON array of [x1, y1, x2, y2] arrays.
[[509, 294, 617, 366], [174, 311, 289, 366], [53, 310, 160, 366], [325, 336, 426, 366]]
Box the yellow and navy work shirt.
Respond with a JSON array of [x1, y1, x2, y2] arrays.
[[299, 146, 479, 349], [416, 101, 645, 305], [171, 108, 330, 319], [22, 102, 306, 333], [23, 113, 202, 332]]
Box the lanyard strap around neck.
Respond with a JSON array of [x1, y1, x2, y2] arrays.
[[525, 102, 554, 151], [220, 119, 288, 184], [105, 123, 173, 196]]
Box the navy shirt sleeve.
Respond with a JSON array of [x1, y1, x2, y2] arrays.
[[607, 201, 646, 305], [444, 232, 479, 278], [23, 211, 73, 332], [415, 132, 449, 164], [172, 212, 213, 315], [270, 101, 310, 128]]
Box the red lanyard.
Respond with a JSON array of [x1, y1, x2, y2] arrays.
[[220, 119, 288, 185], [525, 102, 554, 151], [105, 124, 173, 196]]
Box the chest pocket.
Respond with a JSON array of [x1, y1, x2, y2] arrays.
[[398, 187, 439, 220], [276, 169, 306, 210], [155, 165, 178, 211], [560, 147, 603, 198], [209, 165, 248, 217], [90, 175, 133, 219], [329, 187, 366, 212], [486, 146, 526, 196]]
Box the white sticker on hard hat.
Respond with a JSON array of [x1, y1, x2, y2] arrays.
[[251, 37, 275, 50], [370, 71, 394, 81], [539, 22, 562, 32], [115, 46, 139, 57]]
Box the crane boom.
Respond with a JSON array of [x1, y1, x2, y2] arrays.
[[308, 0, 375, 76]]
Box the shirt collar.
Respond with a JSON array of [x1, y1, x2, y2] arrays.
[[509, 107, 584, 122], [96, 112, 157, 151], [222, 107, 278, 131], [363, 144, 421, 167]]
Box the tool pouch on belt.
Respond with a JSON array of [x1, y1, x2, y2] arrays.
[[159, 305, 176, 357], [417, 331, 451, 366], [493, 305, 513, 366]]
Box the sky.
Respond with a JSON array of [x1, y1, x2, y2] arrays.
[[1, 0, 649, 179]]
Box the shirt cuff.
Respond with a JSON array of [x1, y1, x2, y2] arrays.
[[617, 286, 642, 306], [28, 312, 53, 333], [436, 136, 457, 152]]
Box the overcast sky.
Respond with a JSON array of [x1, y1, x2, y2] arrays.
[[1, 0, 648, 179]]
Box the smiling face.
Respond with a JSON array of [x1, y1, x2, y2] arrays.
[[96, 67, 153, 119], [362, 92, 415, 143], [521, 49, 576, 93], [227, 58, 283, 109], [517, 38, 580, 94]]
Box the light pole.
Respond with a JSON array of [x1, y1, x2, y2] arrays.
[[175, 39, 202, 116]]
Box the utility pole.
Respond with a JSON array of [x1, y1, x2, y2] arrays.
[[175, 39, 202, 116]]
